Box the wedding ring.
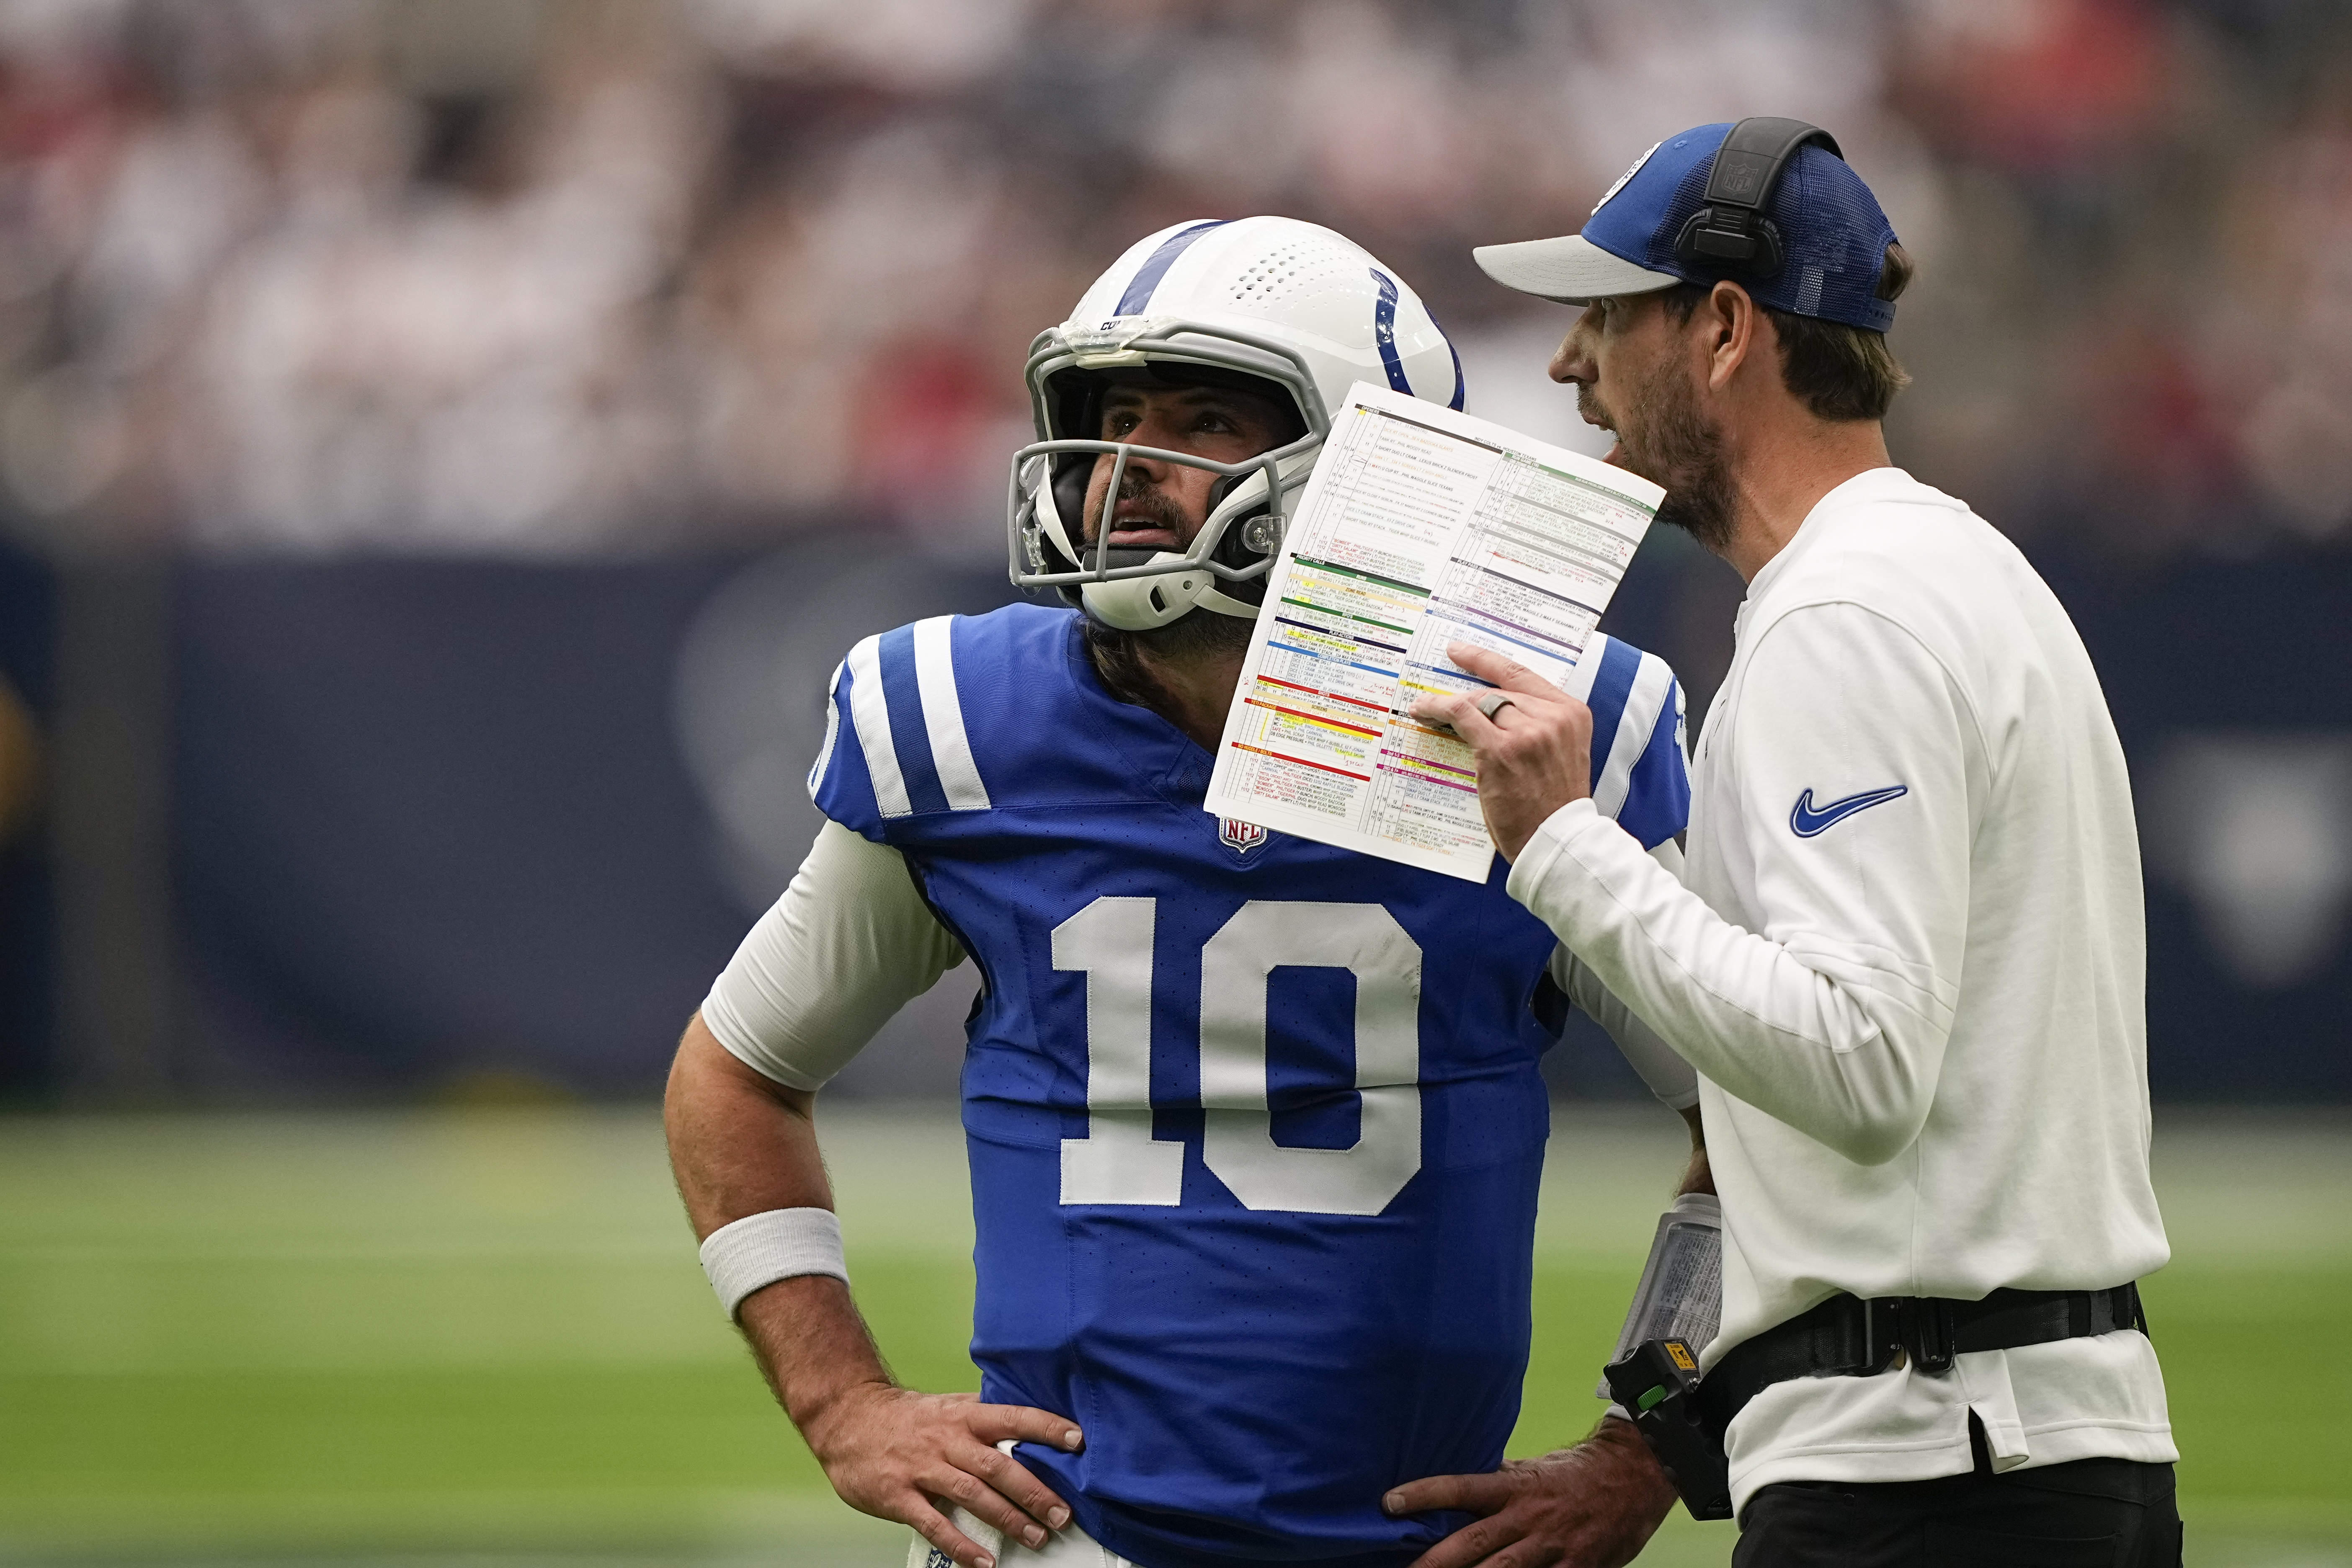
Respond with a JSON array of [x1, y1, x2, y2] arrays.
[[1475, 691, 1516, 720]]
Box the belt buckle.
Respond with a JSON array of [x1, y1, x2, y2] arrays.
[[1903, 1298, 1957, 1375], [1863, 1297, 1957, 1377], [1856, 1297, 1903, 1375]]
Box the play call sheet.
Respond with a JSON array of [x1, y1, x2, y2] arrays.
[[1204, 382, 1663, 882]]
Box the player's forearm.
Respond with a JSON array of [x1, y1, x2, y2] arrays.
[[1675, 1105, 1714, 1197], [737, 1274, 896, 1434], [664, 1014, 895, 1424]]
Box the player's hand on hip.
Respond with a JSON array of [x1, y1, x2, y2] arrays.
[[801, 1383, 1083, 1568], [1383, 1418, 1676, 1568], [1406, 643, 1594, 863]]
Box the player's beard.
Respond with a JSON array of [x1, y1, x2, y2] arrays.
[[1085, 583, 1254, 707], [1083, 474, 1254, 703], [1583, 360, 1737, 554], [1105, 601, 1253, 658]]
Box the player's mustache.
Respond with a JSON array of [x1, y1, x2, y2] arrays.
[[1089, 474, 1188, 542]]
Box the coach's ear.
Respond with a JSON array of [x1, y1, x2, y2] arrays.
[[1700, 280, 1761, 395]]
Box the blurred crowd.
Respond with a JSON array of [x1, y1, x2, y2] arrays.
[[0, 0, 2344, 561]]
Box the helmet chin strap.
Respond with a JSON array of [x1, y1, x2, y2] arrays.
[[1196, 585, 1264, 619], [1079, 552, 1260, 631]]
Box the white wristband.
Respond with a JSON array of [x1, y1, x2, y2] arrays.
[[699, 1207, 849, 1320]]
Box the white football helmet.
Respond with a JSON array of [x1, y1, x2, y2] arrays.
[[1009, 216, 1464, 630]]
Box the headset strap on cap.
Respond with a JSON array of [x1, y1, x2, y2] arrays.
[[1675, 117, 1844, 276]]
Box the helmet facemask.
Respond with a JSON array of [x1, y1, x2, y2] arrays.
[[1011, 323, 1324, 632]]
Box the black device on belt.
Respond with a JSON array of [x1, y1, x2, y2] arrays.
[[1603, 1283, 2146, 1522], [1603, 1337, 1734, 1520]]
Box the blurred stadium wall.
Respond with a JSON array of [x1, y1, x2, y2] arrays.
[[0, 0, 2347, 1104]]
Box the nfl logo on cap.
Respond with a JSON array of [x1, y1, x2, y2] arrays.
[[1220, 817, 1268, 854]]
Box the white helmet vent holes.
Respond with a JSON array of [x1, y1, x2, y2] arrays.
[[1229, 239, 1357, 304]]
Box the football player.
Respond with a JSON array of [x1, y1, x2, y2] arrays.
[[664, 217, 1701, 1568]]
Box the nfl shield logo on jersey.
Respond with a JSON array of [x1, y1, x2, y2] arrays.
[[1220, 816, 1269, 854]]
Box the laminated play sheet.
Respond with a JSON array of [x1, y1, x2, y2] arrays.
[[1203, 382, 1663, 881]]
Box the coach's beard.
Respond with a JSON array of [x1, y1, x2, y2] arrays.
[[1584, 368, 1736, 554]]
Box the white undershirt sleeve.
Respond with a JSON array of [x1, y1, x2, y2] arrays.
[[1508, 604, 1973, 1166], [700, 820, 968, 1091], [1551, 839, 1701, 1111]]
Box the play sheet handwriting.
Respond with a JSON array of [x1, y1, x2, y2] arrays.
[[1204, 382, 1663, 882]]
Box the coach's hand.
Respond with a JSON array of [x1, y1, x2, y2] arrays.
[[1407, 643, 1594, 862], [1384, 1418, 1678, 1568], [802, 1382, 1083, 1568]]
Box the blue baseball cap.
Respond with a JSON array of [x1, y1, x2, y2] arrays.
[[1474, 123, 1900, 332]]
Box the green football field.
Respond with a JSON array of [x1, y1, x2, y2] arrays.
[[0, 1105, 2345, 1568]]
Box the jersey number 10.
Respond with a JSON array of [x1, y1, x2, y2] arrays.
[[1052, 896, 1424, 1218]]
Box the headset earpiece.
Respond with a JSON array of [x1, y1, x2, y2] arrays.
[[1671, 117, 1844, 280]]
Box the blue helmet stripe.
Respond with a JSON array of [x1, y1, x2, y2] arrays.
[[1369, 268, 1414, 395], [877, 625, 950, 815], [1114, 220, 1229, 316], [1425, 307, 1466, 411]]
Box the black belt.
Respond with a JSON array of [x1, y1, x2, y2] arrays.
[[1702, 1283, 2146, 1432]]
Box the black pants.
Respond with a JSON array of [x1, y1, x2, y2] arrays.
[[1732, 1429, 2182, 1568]]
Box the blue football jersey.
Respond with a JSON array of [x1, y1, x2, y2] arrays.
[[810, 604, 1687, 1568]]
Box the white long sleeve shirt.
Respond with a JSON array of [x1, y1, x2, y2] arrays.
[[1505, 468, 2174, 1509]]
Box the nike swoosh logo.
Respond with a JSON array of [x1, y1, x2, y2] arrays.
[[1790, 784, 1909, 837]]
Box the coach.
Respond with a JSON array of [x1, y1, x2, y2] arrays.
[[1411, 121, 2182, 1565]]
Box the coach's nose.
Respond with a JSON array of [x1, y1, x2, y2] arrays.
[[1550, 305, 1602, 386]]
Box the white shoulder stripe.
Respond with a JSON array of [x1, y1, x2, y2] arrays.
[[1559, 634, 1607, 703], [844, 634, 913, 819], [1591, 650, 1673, 820], [913, 616, 991, 811], [805, 659, 846, 801]]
